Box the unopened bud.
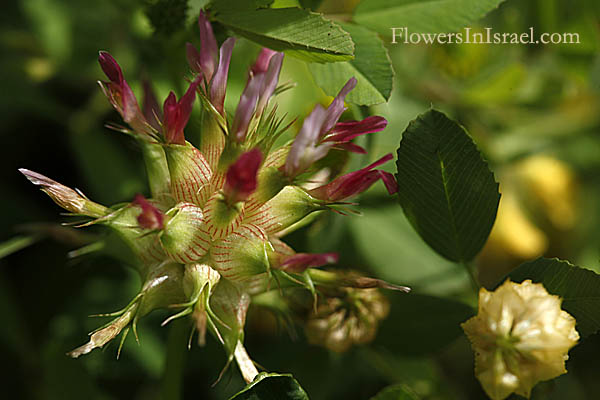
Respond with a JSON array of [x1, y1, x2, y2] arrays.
[[19, 169, 107, 217], [224, 149, 262, 204], [132, 194, 164, 230], [305, 287, 390, 353]]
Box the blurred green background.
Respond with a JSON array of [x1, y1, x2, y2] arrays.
[[2, 0, 600, 399]]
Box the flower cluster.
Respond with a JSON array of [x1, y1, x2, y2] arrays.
[[462, 280, 579, 400], [20, 11, 406, 383]]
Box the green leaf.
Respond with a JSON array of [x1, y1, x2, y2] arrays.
[[349, 206, 469, 295], [229, 373, 310, 400], [395, 109, 500, 262], [309, 23, 393, 105], [211, 3, 354, 62], [353, 0, 506, 35], [299, 0, 323, 10], [503, 257, 600, 338], [370, 384, 421, 400], [377, 292, 474, 356]]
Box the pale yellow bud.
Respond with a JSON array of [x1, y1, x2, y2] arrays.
[[462, 280, 579, 400]]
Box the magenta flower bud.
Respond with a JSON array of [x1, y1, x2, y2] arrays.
[[320, 77, 357, 136], [187, 11, 235, 117], [251, 48, 277, 75], [255, 51, 284, 117], [224, 149, 263, 204], [323, 116, 388, 154], [197, 11, 219, 79], [210, 37, 236, 116], [163, 78, 199, 145], [280, 252, 339, 273], [186, 42, 202, 75], [232, 74, 264, 142], [309, 154, 398, 202], [98, 51, 148, 134], [142, 79, 162, 131], [132, 194, 164, 230], [98, 51, 122, 82], [232, 50, 284, 142], [284, 105, 332, 178]]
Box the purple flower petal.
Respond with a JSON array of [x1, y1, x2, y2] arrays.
[[210, 37, 236, 116], [197, 11, 218, 79], [232, 74, 264, 142], [285, 105, 329, 177], [251, 48, 278, 75], [320, 77, 357, 136], [256, 52, 284, 117]]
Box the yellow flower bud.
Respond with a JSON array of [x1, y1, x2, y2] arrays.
[[461, 280, 579, 400]]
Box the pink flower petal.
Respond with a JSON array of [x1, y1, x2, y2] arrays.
[[251, 48, 277, 75], [320, 77, 357, 136], [224, 149, 263, 203], [163, 79, 199, 145], [280, 252, 339, 273], [197, 11, 218, 79], [98, 51, 147, 133], [133, 194, 164, 230], [232, 74, 264, 142], [255, 51, 284, 117], [210, 37, 236, 116], [285, 105, 329, 177], [98, 51, 123, 83], [309, 153, 395, 201], [326, 115, 387, 143], [336, 142, 367, 154]]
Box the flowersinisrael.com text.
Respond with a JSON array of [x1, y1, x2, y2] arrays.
[[390, 27, 580, 45]]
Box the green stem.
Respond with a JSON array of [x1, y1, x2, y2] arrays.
[[461, 260, 480, 293], [161, 319, 188, 400]]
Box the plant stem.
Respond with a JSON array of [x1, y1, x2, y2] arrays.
[[461, 260, 480, 293], [161, 319, 188, 400], [234, 342, 259, 384]]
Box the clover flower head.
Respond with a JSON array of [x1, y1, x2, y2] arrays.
[[20, 10, 407, 384], [461, 279, 579, 400]]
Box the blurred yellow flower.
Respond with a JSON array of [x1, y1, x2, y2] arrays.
[[462, 280, 579, 400]]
